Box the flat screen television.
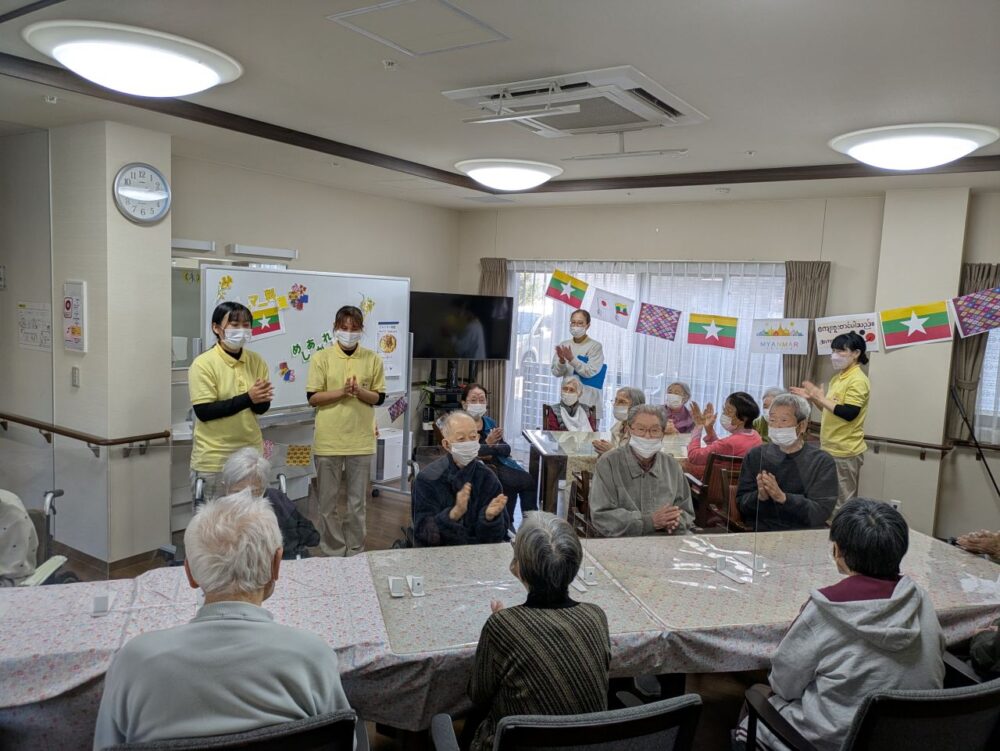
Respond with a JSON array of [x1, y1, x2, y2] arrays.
[[409, 291, 513, 360]]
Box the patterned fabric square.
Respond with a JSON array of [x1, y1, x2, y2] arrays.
[[635, 303, 681, 341]]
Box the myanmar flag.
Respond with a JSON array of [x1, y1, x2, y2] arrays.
[[545, 269, 588, 309], [688, 313, 737, 349], [880, 301, 951, 350], [251, 304, 283, 338]]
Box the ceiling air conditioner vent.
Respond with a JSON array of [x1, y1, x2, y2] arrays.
[[443, 66, 706, 137]]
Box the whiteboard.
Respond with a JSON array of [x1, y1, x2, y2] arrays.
[[201, 266, 410, 410]]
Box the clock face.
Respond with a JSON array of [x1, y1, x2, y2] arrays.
[[113, 163, 171, 224]]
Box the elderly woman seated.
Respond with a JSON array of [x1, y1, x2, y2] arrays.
[[664, 381, 695, 434], [589, 405, 695, 537], [683, 391, 762, 481], [221, 448, 320, 559], [468, 512, 610, 751], [544, 375, 597, 431], [94, 492, 351, 747], [592, 386, 645, 455], [754, 386, 785, 443], [736, 393, 838, 531]]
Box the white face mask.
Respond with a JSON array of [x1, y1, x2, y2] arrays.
[[466, 403, 487, 419], [449, 439, 481, 467], [630, 436, 662, 459], [221, 328, 251, 350], [613, 405, 629, 422], [831, 353, 852, 371], [561, 392, 580, 407], [719, 414, 734, 433], [665, 394, 683, 409], [570, 325, 587, 339], [336, 330, 362, 347], [769, 426, 800, 448]]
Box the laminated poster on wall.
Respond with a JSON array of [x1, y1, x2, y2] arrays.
[[814, 313, 881, 355], [750, 318, 808, 355], [951, 287, 1000, 339], [879, 301, 952, 350], [634, 302, 681, 341], [377, 321, 402, 378], [17, 301, 52, 352], [589, 287, 633, 329]]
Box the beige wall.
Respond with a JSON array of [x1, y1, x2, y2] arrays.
[[170, 156, 460, 292]]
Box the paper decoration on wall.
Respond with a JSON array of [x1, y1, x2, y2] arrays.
[[262, 439, 275, 460], [285, 444, 312, 467], [387, 395, 408, 422], [277, 361, 296, 382], [264, 288, 277, 301], [688, 313, 737, 349], [750, 318, 808, 355], [589, 287, 633, 329], [276, 295, 289, 310], [288, 283, 309, 310], [251, 303, 284, 339], [377, 321, 402, 377], [814, 313, 881, 355], [951, 287, 1000, 338], [545, 269, 588, 309], [880, 301, 952, 350], [181, 271, 200, 284], [215, 275, 233, 301], [634, 302, 681, 341], [359, 292, 376, 316]]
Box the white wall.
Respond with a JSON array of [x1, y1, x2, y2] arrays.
[[0, 131, 54, 508]]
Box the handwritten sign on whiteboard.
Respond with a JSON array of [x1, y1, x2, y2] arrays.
[[17, 301, 52, 352]]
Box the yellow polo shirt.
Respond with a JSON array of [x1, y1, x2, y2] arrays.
[[820, 364, 870, 458], [307, 344, 385, 456], [188, 344, 270, 472]]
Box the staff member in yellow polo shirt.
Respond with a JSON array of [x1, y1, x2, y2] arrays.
[[307, 305, 386, 557], [189, 301, 273, 503], [791, 332, 870, 512]]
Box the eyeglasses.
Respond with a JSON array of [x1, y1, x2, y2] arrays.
[[629, 425, 664, 438]]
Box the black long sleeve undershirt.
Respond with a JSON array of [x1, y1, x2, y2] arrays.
[[833, 403, 861, 422], [192, 394, 270, 422]]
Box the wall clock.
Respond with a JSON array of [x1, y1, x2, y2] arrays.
[[112, 162, 171, 224]]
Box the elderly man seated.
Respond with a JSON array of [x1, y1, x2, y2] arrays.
[[412, 410, 509, 546], [93, 492, 351, 748], [589, 404, 695, 537], [736, 393, 837, 531], [221, 447, 320, 559], [592, 386, 645, 455]]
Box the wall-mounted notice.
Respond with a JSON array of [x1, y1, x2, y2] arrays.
[[63, 280, 87, 353], [376, 320, 402, 378], [17, 301, 52, 352]]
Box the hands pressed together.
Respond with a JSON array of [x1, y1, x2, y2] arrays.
[[248, 379, 274, 404], [756, 470, 786, 503], [652, 504, 683, 534]]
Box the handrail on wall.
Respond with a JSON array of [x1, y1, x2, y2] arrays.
[[807, 421, 951, 461], [0, 411, 171, 459]]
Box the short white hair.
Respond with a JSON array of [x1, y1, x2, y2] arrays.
[[562, 375, 583, 393], [761, 387, 785, 402], [221, 447, 270, 494], [771, 393, 812, 423], [184, 490, 282, 596], [440, 409, 476, 437]]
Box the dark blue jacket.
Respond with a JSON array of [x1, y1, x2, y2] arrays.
[[412, 455, 508, 546]]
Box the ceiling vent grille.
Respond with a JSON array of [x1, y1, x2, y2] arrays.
[[443, 66, 707, 137]]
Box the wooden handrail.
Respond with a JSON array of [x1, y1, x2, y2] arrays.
[[952, 440, 1000, 455], [0, 411, 170, 458], [807, 421, 951, 460]]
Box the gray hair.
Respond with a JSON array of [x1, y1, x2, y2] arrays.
[[514, 511, 582, 600], [184, 490, 282, 596], [627, 403, 668, 430], [561, 375, 583, 393], [770, 393, 811, 423], [761, 387, 785, 402], [440, 409, 476, 437], [667, 381, 691, 400], [616, 386, 646, 407], [221, 447, 271, 495]]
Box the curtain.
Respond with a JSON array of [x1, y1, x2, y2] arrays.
[[947, 263, 1000, 441], [782, 261, 831, 389], [478, 257, 509, 423]]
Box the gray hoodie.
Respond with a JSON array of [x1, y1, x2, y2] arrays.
[[767, 575, 945, 751]]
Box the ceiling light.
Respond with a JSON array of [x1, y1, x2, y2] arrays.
[[829, 123, 999, 170], [455, 159, 563, 191], [22, 20, 242, 97]]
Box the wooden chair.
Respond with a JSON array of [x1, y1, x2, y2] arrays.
[[541, 403, 598, 431], [714, 464, 750, 532], [567, 470, 602, 539], [686, 454, 742, 530]]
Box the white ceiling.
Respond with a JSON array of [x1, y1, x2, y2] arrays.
[[0, 0, 998, 208]]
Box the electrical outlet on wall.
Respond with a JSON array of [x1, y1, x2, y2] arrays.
[[888, 499, 901, 511], [71, 366, 80, 388]]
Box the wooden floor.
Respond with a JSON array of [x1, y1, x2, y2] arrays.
[[53, 484, 756, 751]]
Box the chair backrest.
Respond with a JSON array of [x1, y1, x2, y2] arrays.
[[105, 710, 358, 751], [716, 466, 748, 532], [842, 677, 1000, 751], [542, 403, 557, 430], [413, 445, 448, 475], [495, 694, 702, 751], [568, 470, 601, 539]]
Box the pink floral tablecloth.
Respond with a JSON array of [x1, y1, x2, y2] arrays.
[[2, 530, 998, 747]]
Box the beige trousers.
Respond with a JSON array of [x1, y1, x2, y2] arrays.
[[314, 454, 373, 557], [833, 453, 865, 513]]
